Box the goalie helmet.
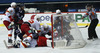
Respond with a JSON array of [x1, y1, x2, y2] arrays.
[[11, 2, 16, 7], [56, 9, 61, 14]]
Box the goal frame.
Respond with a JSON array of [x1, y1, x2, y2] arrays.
[[50, 14, 87, 49]]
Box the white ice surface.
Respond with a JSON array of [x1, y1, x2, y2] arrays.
[[0, 27, 100, 53]]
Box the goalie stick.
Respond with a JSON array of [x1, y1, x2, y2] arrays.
[[71, 25, 88, 29], [3, 40, 14, 49], [78, 25, 88, 28]]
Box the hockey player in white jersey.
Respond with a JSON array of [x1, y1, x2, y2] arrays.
[[37, 24, 52, 47], [28, 15, 41, 33], [7, 23, 50, 48], [3, 2, 17, 44], [19, 24, 55, 48], [12, 15, 41, 48], [10, 15, 40, 48], [19, 35, 37, 48], [13, 22, 38, 48], [40, 24, 52, 36]]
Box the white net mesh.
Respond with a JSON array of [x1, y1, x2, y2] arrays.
[[50, 14, 87, 49]]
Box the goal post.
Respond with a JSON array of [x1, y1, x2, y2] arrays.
[[47, 14, 87, 49]]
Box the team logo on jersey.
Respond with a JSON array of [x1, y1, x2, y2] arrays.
[[28, 30, 32, 33]]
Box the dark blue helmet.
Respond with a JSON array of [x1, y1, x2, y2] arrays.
[[19, 3, 25, 7]]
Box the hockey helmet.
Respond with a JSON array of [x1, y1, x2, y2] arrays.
[[56, 9, 61, 14], [11, 2, 17, 7], [43, 23, 48, 29], [19, 3, 25, 7]]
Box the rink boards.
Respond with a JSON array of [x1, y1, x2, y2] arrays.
[[0, 12, 100, 27]]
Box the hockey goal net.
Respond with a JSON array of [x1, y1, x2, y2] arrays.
[[47, 14, 87, 49]]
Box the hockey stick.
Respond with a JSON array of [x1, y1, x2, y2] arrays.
[[3, 40, 9, 49], [71, 24, 88, 29], [78, 23, 89, 28], [3, 40, 14, 49], [78, 24, 88, 28]]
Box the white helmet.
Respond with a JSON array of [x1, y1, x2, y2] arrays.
[[56, 9, 61, 14], [43, 23, 48, 29], [11, 2, 16, 7]]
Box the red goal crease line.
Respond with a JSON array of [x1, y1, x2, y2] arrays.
[[0, 23, 100, 27]]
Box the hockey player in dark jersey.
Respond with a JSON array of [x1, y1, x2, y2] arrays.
[[53, 9, 74, 41], [14, 3, 25, 26], [13, 3, 25, 41]]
